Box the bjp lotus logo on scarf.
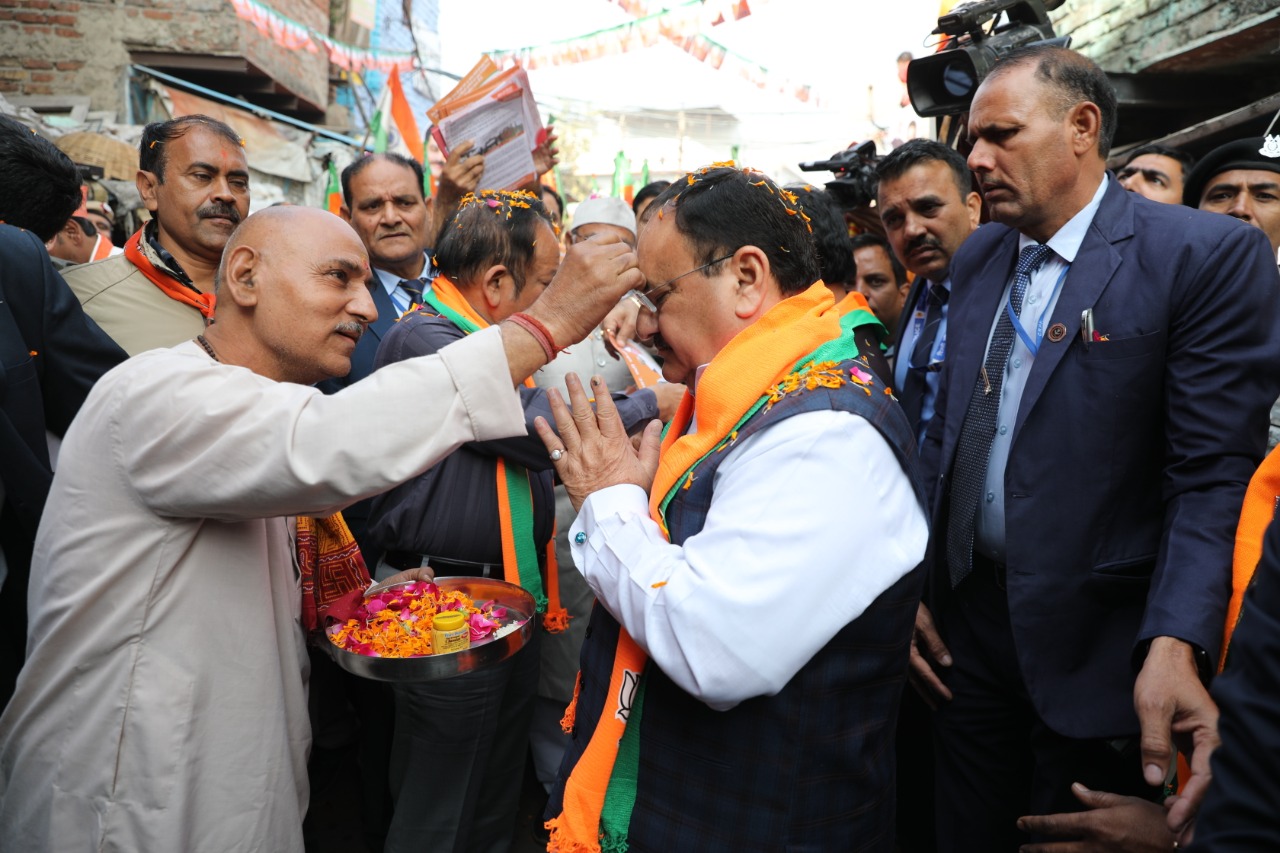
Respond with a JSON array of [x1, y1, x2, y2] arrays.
[[616, 669, 640, 722]]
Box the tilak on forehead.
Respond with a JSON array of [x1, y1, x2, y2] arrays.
[[660, 160, 813, 233]]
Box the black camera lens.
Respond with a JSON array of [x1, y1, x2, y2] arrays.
[[942, 60, 977, 99]]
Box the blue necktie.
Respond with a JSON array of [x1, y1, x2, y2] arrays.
[[946, 243, 1052, 587], [399, 279, 425, 312]]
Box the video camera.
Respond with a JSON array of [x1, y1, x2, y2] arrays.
[[906, 0, 1069, 118], [798, 140, 880, 211]]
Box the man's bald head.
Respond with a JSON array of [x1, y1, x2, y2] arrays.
[[206, 206, 378, 385], [216, 206, 371, 294]]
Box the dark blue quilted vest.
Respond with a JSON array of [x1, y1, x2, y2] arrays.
[[548, 360, 926, 852]]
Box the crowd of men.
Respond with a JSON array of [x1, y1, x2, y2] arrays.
[[2, 42, 1280, 853]]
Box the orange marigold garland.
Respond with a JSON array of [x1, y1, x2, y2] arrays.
[[327, 581, 517, 658]]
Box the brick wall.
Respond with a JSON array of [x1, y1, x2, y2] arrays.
[[0, 0, 331, 115], [240, 0, 331, 108], [1051, 0, 1277, 72]]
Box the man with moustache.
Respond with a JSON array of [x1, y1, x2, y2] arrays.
[[63, 115, 247, 355], [916, 46, 1280, 850], [877, 139, 982, 452], [1186, 137, 1280, 455], [320, 153, 439, 394], [0, 204, 643, 853], [1184, 136, 1280, 261]]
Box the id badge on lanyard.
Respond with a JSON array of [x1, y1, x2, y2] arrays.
[[1007, 265, 1070, 358]]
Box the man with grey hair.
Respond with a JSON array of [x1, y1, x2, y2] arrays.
[[915, 45, 1280, 849]]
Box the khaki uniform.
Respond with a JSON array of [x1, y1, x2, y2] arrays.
[[62, 234, 207, 356]]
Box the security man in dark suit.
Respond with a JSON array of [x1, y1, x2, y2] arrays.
[[0, 116, 127, 706], [912, 45, 1280, 850], [878, 138, 982, 454]]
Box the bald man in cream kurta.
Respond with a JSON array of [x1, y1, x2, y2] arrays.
[[0, 328, 525, 852]]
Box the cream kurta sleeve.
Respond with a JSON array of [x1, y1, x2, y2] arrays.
[[113, 327, 526, 520], [0, 327, 528, 853]]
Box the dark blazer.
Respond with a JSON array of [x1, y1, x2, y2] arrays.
[[921, 180, 1280, 739], [317, 278, 398, 394], [0, 225, 126, 701], [313, 280, 399, 550], [1191, 511, 1280, 850]]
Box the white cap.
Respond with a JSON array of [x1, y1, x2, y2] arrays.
[[570, 196, 636, 239]]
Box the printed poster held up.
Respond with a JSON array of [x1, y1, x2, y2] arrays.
[[428, 56, 546, 192]]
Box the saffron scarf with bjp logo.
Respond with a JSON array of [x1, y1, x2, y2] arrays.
[[546, 281, 871, 853], [421, 274, 567, 630]]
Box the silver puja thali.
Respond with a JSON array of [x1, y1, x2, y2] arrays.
[[324, 576, 535, 683]]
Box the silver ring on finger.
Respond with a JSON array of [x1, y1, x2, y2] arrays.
[[550, 448, 565, 462]]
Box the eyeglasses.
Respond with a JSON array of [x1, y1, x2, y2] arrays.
[[622, 252, 735, 315]]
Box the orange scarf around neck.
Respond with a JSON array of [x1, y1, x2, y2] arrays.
[[650, 281, 840, 529], [123, 228, 216, 319], [1224, 444, 1280, 668]]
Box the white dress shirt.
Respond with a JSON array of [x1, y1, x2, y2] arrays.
[[570, 409, 929, 711], [975, 176, 1109, 560]]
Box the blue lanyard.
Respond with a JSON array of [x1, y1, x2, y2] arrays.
[[1005, 264, 1069, 357], [908, 285, 948, 366]]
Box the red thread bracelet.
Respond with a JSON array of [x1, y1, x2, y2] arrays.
[[512, 312, 560, 353], [509, 312, 556, 362]]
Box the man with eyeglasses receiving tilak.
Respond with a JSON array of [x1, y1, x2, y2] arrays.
[[534, 164, 928, 852]]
